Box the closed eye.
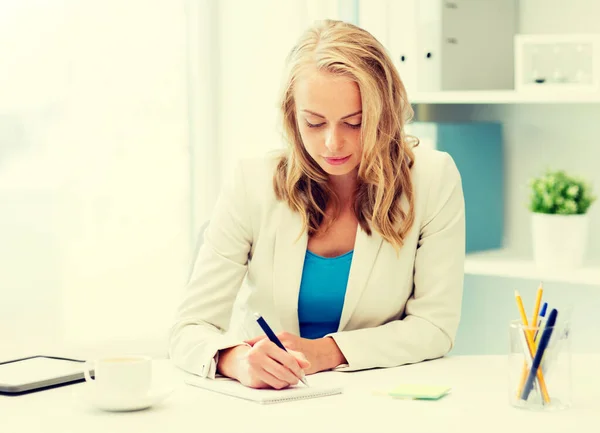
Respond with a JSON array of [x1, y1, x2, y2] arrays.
[[306, 121, 361, 129]]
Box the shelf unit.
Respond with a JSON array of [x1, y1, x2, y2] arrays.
[[410, 90, 600, 104], [409, 90, 600, 285], [465, 249, 600, 286]]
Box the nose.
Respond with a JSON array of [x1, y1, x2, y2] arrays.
[[325, 126, 343, 153]]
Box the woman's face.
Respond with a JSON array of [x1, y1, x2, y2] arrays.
[[294, 68, 362, 179]]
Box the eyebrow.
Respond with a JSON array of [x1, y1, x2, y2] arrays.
[[301, 109, 362, 120]]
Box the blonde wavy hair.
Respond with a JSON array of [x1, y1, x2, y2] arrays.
[[273, 19, 418, 251]]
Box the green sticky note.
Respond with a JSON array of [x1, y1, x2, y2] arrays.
[[387, 384, 452, 400]]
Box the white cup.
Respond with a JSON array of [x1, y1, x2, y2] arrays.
[[84, 356, 152, 399]]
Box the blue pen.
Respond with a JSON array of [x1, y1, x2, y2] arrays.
[[254, 313, 310, 387], [540, 302, 548, 317], [534, 302, 548, 342], [521, 308, 558, 401]]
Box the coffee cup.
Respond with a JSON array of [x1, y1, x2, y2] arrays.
[[84, 356, 152, 399]]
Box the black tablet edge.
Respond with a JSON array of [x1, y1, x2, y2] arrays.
[[0, 355, 93, 396]]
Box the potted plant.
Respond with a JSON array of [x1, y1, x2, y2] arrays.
[[529, 169, 596, 271]]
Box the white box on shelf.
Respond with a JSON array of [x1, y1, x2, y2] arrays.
[[359, 0, 517, 95], [514, 34, 600, 92], [388, 0, 418, 97], [359, 0, 418, 96], [415, 0, 517, 92]]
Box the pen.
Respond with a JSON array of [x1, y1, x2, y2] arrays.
[[254, 313, 310, 387], [521, 308, 558, 401], [514, 290, 550, 403], [534, 302, 548, 343], [539, 302, 548, 318], [536, 303, 549, 374], [518, 326, 541, 395]]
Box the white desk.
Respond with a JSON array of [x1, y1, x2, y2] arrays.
[[3, 355, 599, 433]]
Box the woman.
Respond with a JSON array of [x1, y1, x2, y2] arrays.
[[169, 19, 465, 390]]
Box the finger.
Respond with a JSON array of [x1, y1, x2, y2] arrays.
[[247, 365, 289, 390], [264, 343, 304, 379], [289, 349, 311, 369], [244, 335, 267, 346], [258, 371, 290, 390], [260, 357, 298, 387], [249, 357, 293, 389]]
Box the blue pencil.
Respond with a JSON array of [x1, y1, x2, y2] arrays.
[[521, 308, 558, 401]]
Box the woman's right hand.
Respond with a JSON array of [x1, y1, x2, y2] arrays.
[[217, 340, 310, 389]]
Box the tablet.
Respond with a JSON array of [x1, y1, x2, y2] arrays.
[[0, 356, 93, 395]]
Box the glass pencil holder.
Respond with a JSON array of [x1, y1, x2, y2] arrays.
[[508, 319, 572, 411]]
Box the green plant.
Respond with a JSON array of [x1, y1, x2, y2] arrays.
[[529, 169, 596, 214]]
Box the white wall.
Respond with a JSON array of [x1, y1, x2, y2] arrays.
[[0, 1, 191, 354], [189, 0, 221, 237], [217, 0, 306, 184]]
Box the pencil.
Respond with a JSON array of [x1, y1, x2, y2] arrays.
[[515, 284, 544, 400], [514, 290, 551, 403], [531, 283, 544, 326]]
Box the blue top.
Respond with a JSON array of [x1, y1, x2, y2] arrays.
[[297, 249, 353, 340]]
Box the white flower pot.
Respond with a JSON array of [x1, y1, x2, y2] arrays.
[[531, 213, 589, 271]]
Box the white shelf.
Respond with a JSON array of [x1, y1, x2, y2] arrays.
[[410, 90, 600, 104], [465, 249, 600, 286]]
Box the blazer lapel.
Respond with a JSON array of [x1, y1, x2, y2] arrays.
[[338, 225, 383, 331], [272, 204, 307, 336]]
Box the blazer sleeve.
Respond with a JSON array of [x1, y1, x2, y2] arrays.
[[168, 162, 253, 378], [327, 152, 466, 371]]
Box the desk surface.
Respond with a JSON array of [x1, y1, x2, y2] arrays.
[[2, 355, 599, 433]]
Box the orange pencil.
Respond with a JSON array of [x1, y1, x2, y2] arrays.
[[515, 290, 551, 403]]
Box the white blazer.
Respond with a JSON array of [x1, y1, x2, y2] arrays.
[[169, 146, 465, 379]]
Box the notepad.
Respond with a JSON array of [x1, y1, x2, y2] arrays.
[[383, 384, 452, 400], [184, 373, 342, 404]]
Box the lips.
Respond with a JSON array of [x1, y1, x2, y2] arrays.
[[324, 155, 351, 166]]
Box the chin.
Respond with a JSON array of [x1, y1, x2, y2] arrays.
[[322, 167, 352, 176]]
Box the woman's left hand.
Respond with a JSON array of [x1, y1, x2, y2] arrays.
[[245, 332, 345, 375]]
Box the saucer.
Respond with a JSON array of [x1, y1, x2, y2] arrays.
[[74, 383, 175, 412]]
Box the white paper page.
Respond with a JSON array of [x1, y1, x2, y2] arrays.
[[184, 374, 343, 404]]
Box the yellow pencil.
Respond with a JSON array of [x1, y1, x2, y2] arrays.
[[515, 290, 551, 403], [532, 283, 545, 345], [531, 283, 544, 327]]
